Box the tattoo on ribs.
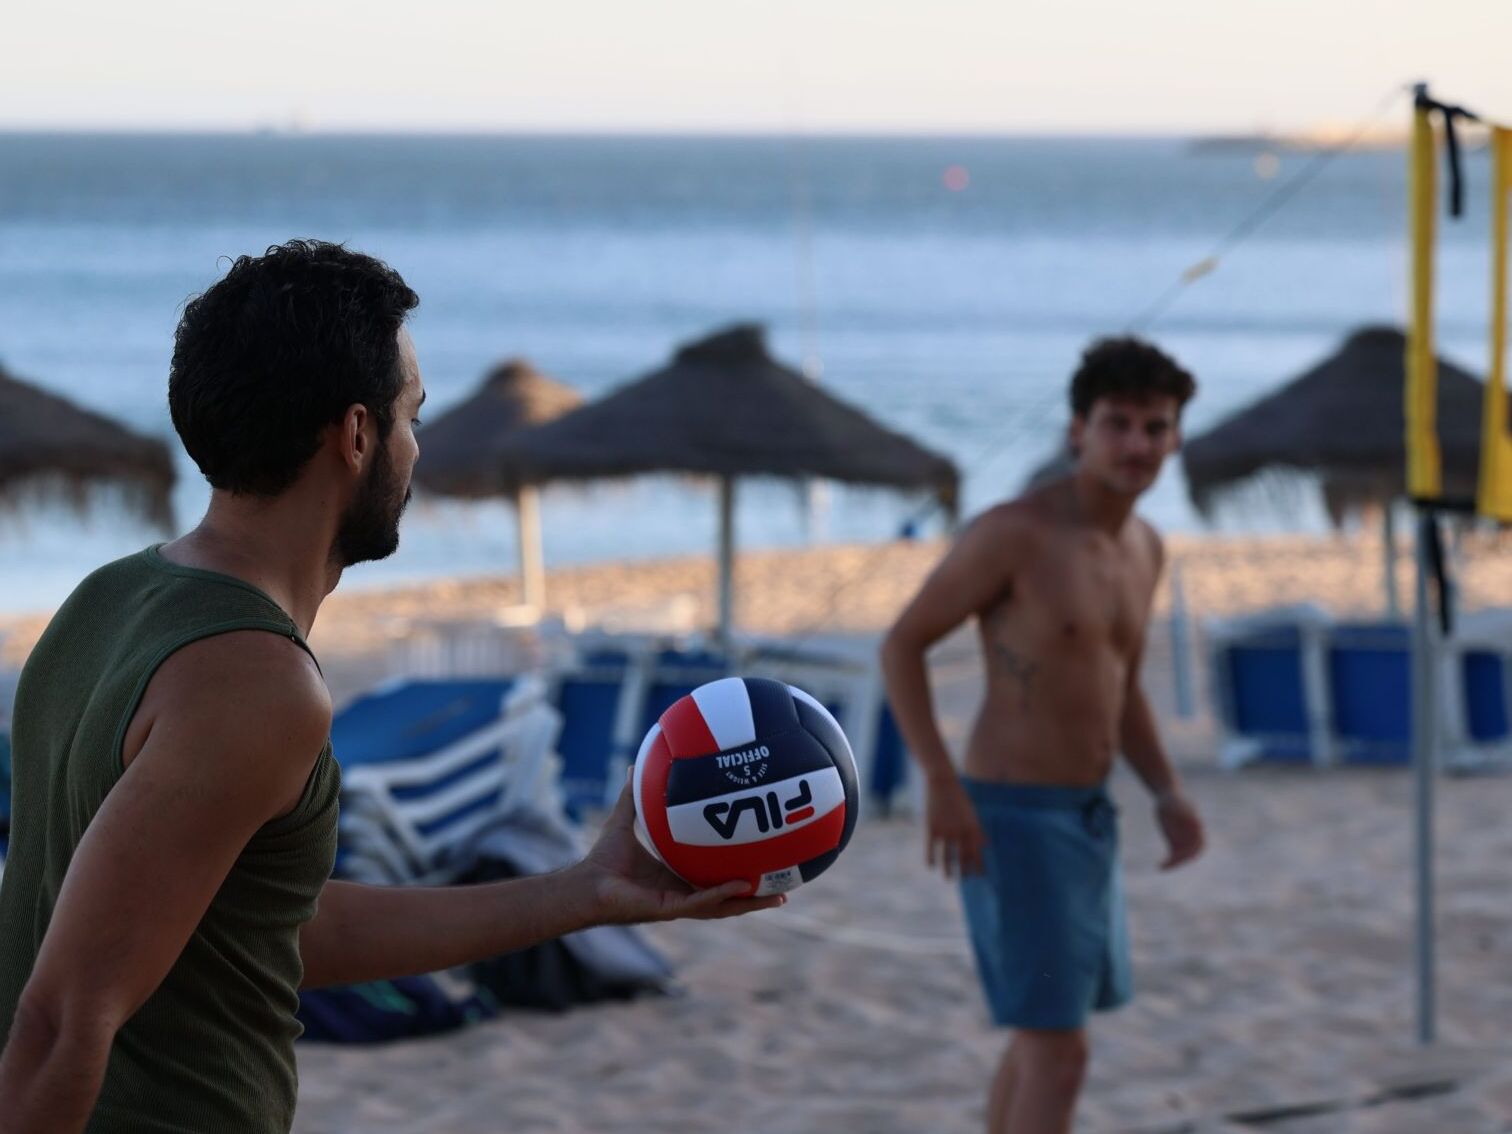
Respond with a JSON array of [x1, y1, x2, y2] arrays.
[[992, 644, 1039, 706]]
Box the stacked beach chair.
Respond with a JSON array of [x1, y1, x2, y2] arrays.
[[331, 675, 562, 883], [1206, 605, 1512, 771]]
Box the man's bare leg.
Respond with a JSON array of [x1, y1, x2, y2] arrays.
[[1003, 1028, 1088, 1134], [987, 1038, 1019, 1133]]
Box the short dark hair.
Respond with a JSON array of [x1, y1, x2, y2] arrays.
[[1069, 336, 1196, 419], [169, 239, 420, 495]]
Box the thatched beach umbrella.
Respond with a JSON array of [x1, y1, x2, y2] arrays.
[[0, 363, 175, 530], [1183, 326, 1484, 518], [413, 359, 583, 609], [498, 324, 961, 645], [1182, 325, 1485, 614]]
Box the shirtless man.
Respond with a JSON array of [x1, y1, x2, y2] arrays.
[[881, 337, 1206, 1134], [0, 240, 780, 1134]]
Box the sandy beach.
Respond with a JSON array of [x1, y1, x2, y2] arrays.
[[5, 15, 1506, 1132], [6, 531, 1512, 1131], [292, 766, 1512, 1134]]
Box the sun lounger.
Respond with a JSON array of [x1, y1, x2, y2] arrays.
[[1208, 606, 1498, 771], [1439, 609, 1512, 771], [549, 644, 653, 816], [1206, 606, 1332, 768], [331, 676, 561, 884], [1326, 621, 1413, 766]]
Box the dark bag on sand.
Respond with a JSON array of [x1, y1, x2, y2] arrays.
[[457, 850, 674, 1011], [296, 975, 496, 1044]]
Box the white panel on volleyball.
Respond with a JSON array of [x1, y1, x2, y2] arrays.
[[689, 676, 758, 750], [664, 768, 847, 847]]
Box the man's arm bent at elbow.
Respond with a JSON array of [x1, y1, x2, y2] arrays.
[[0, 634, 329, 1134], [1118, 533, 1204, 870], [298, 776, 783, 990], [880, 507, 1024, 878]]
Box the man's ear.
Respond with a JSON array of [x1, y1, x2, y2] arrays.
[[338, 403, 371, 473], [1067, 414, 1085, 458]]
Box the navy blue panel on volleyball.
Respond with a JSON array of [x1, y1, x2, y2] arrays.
[[790, 691, 860, 882], [663, 731, 836, 806], [793, 696, 859, 840], [742, 676, 801, 736]]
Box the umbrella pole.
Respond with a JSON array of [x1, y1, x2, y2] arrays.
[[1384, 503, 1401, 620], [717, 477, 736, 653], [516, 486, 546, 611], [803, 479, 831, 544], [1411, 509, 1438, 1045]]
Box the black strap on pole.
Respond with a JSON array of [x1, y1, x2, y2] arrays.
[[1415, 85, 1481, 219], [1423, 513, 1455, 636]]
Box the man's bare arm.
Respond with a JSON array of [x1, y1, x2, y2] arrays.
[[299, 782, 779, 989], [300, 877, 593, 989], [881, 507, 1029, 877], [1119, 532, 1204, 869], [1120, 528, 1179, 793], [0, 634, 329, 1134], [880, 507, 1024, 783], [1119, 662, 1180, 797], [1121, 672, 1204, 869]]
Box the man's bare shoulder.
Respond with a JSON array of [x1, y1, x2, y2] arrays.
[[970, 495, 1055, 541], [140, 631, 332, 751], [963, 483, 1071, 551]]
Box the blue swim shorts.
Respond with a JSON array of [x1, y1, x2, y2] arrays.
[[957, 778, 1133, 1031]]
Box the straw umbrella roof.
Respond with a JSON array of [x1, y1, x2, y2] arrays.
[[413, 359, 583, 498], [0, 363, 176, 529], [496, 324, 961, 511], [1182, 326, 1485, 522]]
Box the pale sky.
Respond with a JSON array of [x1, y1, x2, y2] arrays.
[[4, 0, 1510, 134]]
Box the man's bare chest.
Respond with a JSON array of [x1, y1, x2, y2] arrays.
[[984, 541, 1155, 657]]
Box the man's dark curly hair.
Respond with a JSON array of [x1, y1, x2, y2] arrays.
[[1069, 336, 1196, 419], [169, 239, 420, 496]]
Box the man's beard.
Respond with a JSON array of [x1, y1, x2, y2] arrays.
[[333, 444, 411, 568]]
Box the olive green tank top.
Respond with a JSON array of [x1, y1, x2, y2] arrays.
[[0, 546, 341, 1133]]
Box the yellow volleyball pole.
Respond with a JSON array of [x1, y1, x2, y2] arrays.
[[1407, 83, 1440, 1048], [1406, 95, 1440, 500], [1479, 129, 1512, 519]]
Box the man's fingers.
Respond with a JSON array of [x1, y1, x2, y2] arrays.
[[706, 879, 757, 901], [928, 831, 986, 878], [681, 879, 759, 911], [676, 884, 786, 919]]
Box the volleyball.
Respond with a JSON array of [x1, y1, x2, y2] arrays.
[[631, 676, 859, 897]]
